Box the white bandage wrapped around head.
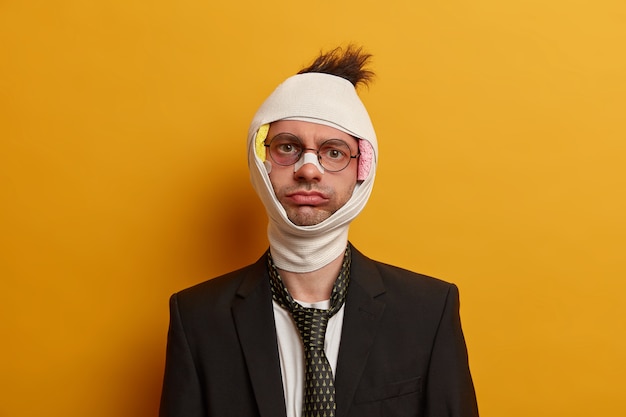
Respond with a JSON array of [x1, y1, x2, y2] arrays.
[[248, 72, 378, 273]]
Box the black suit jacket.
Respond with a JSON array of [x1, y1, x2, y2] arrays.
[[160, 245, 479, 417]]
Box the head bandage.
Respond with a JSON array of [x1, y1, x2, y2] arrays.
[[248, 72, 378, 272]]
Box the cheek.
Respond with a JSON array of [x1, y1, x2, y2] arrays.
[[267, 165, 290, 191], [339, 175, 358, 199], [267, 171, 278, 192], [346, 181, 358, 198], [344, 166, 359, 191]]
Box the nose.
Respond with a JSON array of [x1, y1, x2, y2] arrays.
[[294, 151, 324, 181]]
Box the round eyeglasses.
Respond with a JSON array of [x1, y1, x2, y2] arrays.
[[264, 133, 360, 172]]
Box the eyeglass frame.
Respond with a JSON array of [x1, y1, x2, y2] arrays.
[[264, 132, 360, 172]]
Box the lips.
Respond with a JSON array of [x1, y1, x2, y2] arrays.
[[285, 191, 329, 206]]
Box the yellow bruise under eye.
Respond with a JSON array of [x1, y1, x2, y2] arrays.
[[254, 124, 269, 162]]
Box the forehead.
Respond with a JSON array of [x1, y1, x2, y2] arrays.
[[268, 120, 359, 147]]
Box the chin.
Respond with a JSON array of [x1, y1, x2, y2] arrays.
[[287, 209, 331, 227]]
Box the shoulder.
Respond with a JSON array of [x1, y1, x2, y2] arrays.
[[373, 259, 454, 291], [171, 253, 268, 312], [350, 244, 458, 302], [373, 260, 458, 310]]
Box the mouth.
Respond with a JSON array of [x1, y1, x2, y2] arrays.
[[285, 191, 329, 206]]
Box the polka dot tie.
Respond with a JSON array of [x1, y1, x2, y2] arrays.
[[268, 247, 351, 417]]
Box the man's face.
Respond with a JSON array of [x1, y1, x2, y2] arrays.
[[266, 120, 359, 226]]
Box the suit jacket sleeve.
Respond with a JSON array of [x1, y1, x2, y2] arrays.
[[159, 293, 205, 417], [425, 284, 479, 417]]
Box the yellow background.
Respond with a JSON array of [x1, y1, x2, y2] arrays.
[[1, 0, 625, 416]]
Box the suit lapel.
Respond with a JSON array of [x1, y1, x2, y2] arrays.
[[232, 256, 287, 417], [334, 245, 386, 417]]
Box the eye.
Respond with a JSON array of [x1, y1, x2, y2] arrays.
[[267, 134, 304, 165], [320, 140, 349, 161], [276, 143, 297, 154], [326, 148, 345, 159], [271, 134, 302, 156]]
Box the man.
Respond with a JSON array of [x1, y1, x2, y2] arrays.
[[160, 46, 479, 417]]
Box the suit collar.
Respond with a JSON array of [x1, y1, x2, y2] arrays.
[[334, 244, 386, 417], [347, 244, 386, 298], [232, 254, 288, 417]]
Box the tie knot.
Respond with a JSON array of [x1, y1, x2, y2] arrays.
[[267, 246, 351, 319]]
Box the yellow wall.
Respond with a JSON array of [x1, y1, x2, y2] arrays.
[[1, 1, 625, 416]]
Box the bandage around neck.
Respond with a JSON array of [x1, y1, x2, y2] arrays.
[[248, 72, 378, 273]]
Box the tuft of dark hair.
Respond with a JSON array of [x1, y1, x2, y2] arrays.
[[297, 44, 375, 89]]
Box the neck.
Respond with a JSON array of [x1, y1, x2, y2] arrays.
[[278, 253, 344, 303]]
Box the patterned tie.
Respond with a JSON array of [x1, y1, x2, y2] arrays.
[[268, 247, 351, 417]]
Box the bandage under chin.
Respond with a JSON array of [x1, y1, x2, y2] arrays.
[[293, 152, 325, 173]]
